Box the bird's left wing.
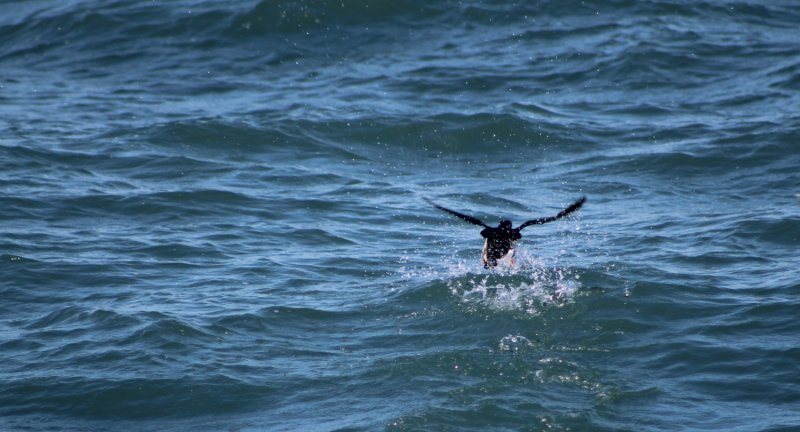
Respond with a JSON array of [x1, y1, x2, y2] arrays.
[[423, 197, 489, 228]]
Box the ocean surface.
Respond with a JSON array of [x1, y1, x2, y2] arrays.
[[2, 1, 799, 431]]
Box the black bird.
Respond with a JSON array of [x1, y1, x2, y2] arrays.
[[424, 196, 586, 268]]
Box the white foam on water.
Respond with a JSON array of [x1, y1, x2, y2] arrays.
[[499, 334, 532, 352], [443, 248, 583, 314]]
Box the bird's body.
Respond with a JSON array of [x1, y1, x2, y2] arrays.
[[424, 196, 586, 268], [480, 223, 521, 267]]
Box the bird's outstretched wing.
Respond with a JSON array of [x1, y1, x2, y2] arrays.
[[423, 197, 489, 228], [517, 196, 586, 230]]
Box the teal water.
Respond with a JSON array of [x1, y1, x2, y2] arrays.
[[2, 1, 800, 431]]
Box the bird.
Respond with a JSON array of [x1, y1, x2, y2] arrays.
[[423, 196, 586, 268]]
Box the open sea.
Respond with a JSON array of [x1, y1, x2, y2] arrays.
[[2, 1, 800, 431]]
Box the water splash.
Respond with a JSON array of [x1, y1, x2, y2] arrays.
[[498, 334, 532, 352], [443, 249, 583, 314]]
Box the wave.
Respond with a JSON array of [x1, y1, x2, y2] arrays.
[[0, 374, 275, 419]]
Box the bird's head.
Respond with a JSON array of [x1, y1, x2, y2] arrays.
[[499, 220, 513, 229]]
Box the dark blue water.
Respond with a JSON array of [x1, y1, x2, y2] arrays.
[[2, 1, 800, 431]]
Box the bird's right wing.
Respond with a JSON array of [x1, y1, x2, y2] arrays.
[[517, 196, 586, 230], [423, 197, 489, 228]]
